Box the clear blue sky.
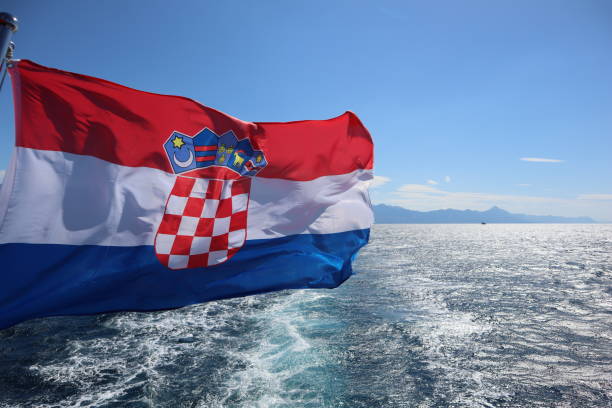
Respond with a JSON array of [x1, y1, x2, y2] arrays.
[[1, 0, 611, 220]]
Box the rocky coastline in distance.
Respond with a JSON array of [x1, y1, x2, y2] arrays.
[[373, 204, 596, 224]]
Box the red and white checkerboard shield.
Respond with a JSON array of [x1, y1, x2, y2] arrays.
[[154, 176, 250, 269]]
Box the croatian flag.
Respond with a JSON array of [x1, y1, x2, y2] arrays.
[[0, 60, 373, 329]]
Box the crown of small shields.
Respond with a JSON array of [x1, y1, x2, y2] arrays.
[[163, 128, 267, 177], [154, 128, 267, 270]]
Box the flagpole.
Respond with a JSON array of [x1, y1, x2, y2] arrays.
[[0, 12, 18, 92]]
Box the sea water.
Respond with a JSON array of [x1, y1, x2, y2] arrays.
[[1, 224, 611, 407]]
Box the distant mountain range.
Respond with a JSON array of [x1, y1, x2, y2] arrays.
[[373, 204, 596, 224]]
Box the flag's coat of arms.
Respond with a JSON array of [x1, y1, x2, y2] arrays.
[[0, 60, 374, 329], [157, 129, 266, 269]]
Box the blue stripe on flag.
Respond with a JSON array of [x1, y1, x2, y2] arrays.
[[0, 229, 369, 329]]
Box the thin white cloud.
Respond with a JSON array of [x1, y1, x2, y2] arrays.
[[520, 157, 563, 163], [517, 184, 531, 187], [426, 179, 438, 185], [398, 184, 446, 194], [577, 194, 612, 200], [393, 184, 558, 207], [370, 175, 391, 189], [444, 176, 451, 183]]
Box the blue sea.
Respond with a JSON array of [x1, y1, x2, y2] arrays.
[[1, 224, 611, 407]]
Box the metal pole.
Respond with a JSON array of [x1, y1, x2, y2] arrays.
[[0, 12, 18, 91]]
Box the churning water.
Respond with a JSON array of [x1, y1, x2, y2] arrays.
[[1, 224, 611, 407]]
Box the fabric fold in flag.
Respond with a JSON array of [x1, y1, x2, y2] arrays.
[[0, 59, 374, 329]]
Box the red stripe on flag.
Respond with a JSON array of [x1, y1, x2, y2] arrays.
[[10, 60, 373, 181]]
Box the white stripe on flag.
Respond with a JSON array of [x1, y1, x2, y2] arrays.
[[0, 147, 373, 246]]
